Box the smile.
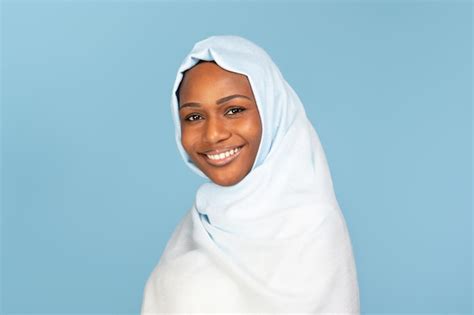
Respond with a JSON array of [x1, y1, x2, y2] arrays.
[[201, 146, 243, 166]]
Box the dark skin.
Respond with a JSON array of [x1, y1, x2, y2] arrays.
[[177, 61, 262, 186]]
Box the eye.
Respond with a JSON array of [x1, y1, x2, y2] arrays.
[[184, 114, 202, 122], [226, 107, 246, 116]]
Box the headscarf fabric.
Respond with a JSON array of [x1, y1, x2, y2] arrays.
[[141, 35, 360, 313]]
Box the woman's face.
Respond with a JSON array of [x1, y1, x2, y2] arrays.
[[178, 61, 262, 186]]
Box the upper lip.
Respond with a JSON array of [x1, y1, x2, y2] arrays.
[[200, 145, 243, 155]]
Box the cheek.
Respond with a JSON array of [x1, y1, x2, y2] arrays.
[[243, 114, 262, 145], [180, 127, 195, 153]]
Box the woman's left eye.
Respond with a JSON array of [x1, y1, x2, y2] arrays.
[[226, 107, 246, 115]]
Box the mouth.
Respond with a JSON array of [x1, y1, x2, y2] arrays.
[[199, 145, 244, 167]]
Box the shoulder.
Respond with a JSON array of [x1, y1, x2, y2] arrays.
[[142, 249, 244, 312]]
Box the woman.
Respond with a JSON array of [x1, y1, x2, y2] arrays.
[[141, 35, 360, 313]]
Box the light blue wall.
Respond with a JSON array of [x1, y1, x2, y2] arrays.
[[1, 1, 471, 314]]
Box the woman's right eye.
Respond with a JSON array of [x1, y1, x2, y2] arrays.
[[185, 114, 202, 122]]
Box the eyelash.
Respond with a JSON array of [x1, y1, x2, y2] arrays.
[[184, 107, 246, 122]]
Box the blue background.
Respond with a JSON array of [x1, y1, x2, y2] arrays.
[[1, 0, 472, 314]]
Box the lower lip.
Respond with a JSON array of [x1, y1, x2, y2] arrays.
[[201, 146, 244, 167]]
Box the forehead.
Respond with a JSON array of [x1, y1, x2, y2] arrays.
[[178, 61, 254, 100]]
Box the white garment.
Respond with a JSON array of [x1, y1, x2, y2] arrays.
[[141, 35, 360, 313]]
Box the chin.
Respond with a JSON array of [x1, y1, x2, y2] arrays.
[[211, 176, 240, 187], [208, 173, 244, 187]]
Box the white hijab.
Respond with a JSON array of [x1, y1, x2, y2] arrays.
[[141, 35, 360, 313]]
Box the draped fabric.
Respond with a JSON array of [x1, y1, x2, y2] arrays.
[[141, 35, 360, 313]]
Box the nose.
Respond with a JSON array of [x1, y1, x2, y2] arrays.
[[202, 115, 231, 144]]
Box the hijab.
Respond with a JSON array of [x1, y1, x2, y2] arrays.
[[141, 35, 360, 313]]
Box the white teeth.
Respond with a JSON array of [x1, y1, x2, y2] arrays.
[[206, 146, 241, 160]]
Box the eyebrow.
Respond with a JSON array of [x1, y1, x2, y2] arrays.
[[179, 94, 252, 110]]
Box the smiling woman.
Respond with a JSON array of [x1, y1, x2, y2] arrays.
[[177, 60, 262, 186], [141, 35, 360, 313]]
